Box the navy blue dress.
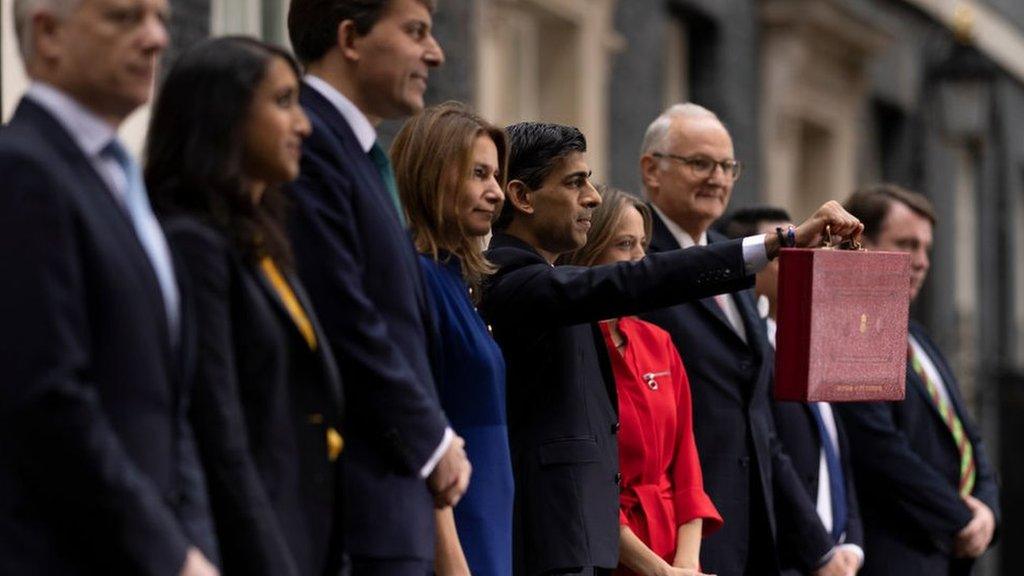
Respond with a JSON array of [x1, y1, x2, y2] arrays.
[[418, 253, 512, 576]]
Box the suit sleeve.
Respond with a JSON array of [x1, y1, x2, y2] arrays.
[[288, 142, 448, 474], [837, 400, 973, 552], [665, 339, 722, 534], [963, 408, 1000, 538], [168, 224, 299, 576], [484, 240, 752, 328], [0, 154, 190, 576]]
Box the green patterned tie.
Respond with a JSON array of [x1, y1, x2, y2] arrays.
[[368, 141, 406, 226], [908, 345, 976, 497]]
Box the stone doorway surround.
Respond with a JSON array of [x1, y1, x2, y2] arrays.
[[759, 0, 892, 219], [475, 0, 624, 178]]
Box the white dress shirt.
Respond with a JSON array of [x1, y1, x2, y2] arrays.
[[303, 74, 454, 479], [908, 334, 954, 406]]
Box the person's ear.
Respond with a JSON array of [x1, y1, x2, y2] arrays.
[[640, 154, 661, 199], [506, 180, 535, 216], [338, 19, 361, 62], [32, 10, 64, 63]]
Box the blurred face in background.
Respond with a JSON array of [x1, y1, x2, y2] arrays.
[[594, 204, 647, 265], [33, 0, 170, 124], [458, 135, 504, 237], [242, 56, 311, 193], [862, 200, 933, 302]]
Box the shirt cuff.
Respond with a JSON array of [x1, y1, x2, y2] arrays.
[[419, 426, 455, 478], [742, 234, 769, 274], [837, 543, 865, 567]]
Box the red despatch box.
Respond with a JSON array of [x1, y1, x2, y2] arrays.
[[774, 248, 910, 402]]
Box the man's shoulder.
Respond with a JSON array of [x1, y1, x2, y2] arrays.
[[485, 234, 543, 265]]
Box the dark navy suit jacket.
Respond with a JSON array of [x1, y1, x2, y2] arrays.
[[641, 218, 834, 576], [287, 83, 449, 561], [0, 98, 215, 575], [480, 232, 752, 576], [165, 218, 345, 576], [771, 399, 863, 575], [838, 321, 1000, 576]]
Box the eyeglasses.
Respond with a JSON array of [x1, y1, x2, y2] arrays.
[[651, 153, 742, 181]]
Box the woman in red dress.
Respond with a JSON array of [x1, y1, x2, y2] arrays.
[[562, 187, 722, 576]]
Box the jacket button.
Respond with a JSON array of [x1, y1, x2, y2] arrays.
[[615, 472, 622, 486], [738, 456, 749, 468], [611, 421, 621, 434]]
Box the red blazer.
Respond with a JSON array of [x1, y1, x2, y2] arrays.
[[601, 317, 723, 573]]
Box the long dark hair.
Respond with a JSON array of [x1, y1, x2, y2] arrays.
[[145, 35, 301, 268]]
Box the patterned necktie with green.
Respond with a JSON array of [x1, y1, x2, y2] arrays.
[[908, 344, 976, 497]]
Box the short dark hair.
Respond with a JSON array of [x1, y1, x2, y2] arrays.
[[494, 121, 587, 230], [715, 206, 793, 239], [145, 36, 301, 269], [843, 183, 937, 240], [288, 0, 436, 65]]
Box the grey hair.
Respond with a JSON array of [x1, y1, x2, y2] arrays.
[[14, 0, 78, 62], [639, 102, 721, 157]]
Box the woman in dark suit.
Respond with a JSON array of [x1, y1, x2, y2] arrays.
[[391, 102, 511, 576], [145, 37, 344, 576]]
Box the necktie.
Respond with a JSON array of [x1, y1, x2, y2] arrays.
[[102, 139, 180, 340], [367, 141, 406, 226], [809, 403, 847, 542], [908, 344, 976, 497]]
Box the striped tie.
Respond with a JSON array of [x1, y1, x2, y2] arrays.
[[907, 345, 976, 497]]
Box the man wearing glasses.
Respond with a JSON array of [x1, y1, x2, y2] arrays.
[[641, 104, 860, 576]]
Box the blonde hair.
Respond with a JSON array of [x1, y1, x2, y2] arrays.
[[392, 101, 508, 292], [560, 185, 652, 267]]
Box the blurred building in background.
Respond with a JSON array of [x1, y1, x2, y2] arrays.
[[3, 0, 1024, 573]]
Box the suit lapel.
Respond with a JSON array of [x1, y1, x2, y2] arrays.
[[649, 208, 749, 342], [20, 100, 174, 355], [908, 323, 971, 426], [300, 84, 429, 321], [591, 323, 618, 412], [300, 85, 402, 229], [252, 264, 344, 418], [290, 274, 344, 414]]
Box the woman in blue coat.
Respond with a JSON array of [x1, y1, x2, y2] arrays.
[[392, 102, 511, 575]]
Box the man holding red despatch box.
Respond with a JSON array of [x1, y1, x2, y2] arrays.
[[639, 103, 864, 576], [837, 184, 1000, 576]]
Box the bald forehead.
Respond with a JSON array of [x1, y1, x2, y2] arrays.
[[664, 115, 733, 153]]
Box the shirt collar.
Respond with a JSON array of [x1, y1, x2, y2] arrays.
[[303, 74, 377, 153], [651, 204, 707, 248], [25, 82, 117, 158]]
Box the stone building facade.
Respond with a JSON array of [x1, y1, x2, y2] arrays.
[[3, 0, 1024, 573]]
